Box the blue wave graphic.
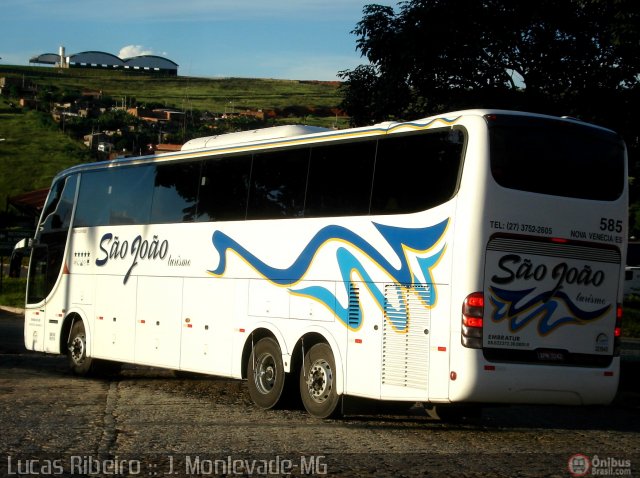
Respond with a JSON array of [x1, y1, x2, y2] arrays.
[[209, 220, 448, 330], [489, 286, 610, 335]]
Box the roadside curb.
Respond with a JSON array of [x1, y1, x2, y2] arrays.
[[0, 305, 24, 315]]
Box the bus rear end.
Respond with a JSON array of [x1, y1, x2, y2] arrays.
[[456, 112, 627, 405]]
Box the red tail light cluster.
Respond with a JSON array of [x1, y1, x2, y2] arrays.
[[614, 303, 622, 356], [462, 292, 484, 349]]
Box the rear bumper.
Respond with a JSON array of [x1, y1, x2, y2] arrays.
[[449, 356, 620, 405]]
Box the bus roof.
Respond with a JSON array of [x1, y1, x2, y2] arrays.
[[181, 125, 332, 151]]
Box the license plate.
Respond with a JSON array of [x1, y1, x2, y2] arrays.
[[536, 349, 566, 362]]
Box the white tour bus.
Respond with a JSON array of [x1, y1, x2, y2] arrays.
[[24, 109, 627, 418]]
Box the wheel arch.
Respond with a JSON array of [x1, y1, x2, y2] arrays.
[[59, 309, 90, 356], [240, 326, 285, 380]]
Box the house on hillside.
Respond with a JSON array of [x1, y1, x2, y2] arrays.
[[0, 77, 38, 97], [84, 132, 107, 150], [127, 107, 185, 124]]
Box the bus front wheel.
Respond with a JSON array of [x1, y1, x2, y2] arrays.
[[247, 337, 286, 409], [299, 343, 340, 419], [67, 320, 94, 375]]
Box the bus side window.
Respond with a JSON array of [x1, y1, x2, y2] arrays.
[[305, 140, 376, 217], [76, 167, 154, 227], [371, 130, 464, 214], [26, 245, 49, 304], [150, 162, 201, 223], [247, 149, 309, 220], [108, 167, 154, 225], [198, 155, 252, 222]]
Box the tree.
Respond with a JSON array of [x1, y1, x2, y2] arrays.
[[339, 64, 412, 125], [340, 0, 640, 233], [340, 0, 640, 125]]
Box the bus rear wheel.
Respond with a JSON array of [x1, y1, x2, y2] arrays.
[[299, 343, 340, 419], [247, 337, 286, 409]]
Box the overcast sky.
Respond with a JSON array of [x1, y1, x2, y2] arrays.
[[0, 0, 397, 80]]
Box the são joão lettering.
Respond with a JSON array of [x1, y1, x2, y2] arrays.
[[96, 233, 169, 284], [491, 254, 605, 289]]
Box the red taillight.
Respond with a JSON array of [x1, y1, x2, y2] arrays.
[[615, 304, 623, 337], [462, 292, 484, 320], [465, 294, 484, 309], [463, 316, 483, 328], [614, 303, 622, 355], [614, 304, 623, 338], [462, 292, 484, 349]]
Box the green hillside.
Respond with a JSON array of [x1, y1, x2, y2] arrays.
[[0, 65, 343, 112], [0, 97, 91, 204], [0, 65, 345, 212]]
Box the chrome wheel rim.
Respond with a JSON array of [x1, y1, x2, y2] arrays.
[[69, 335, 85, 365], [254, 353, 277, 395], [306, 359, 333, 404]]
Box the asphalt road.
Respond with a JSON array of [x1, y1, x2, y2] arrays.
[[1, 308, 639, 477]]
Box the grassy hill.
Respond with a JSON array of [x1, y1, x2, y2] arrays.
[[0, 65, 343, 113], [0, 65, 345, 210], [0, 97, 91, 205]]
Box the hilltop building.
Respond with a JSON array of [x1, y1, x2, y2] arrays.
[[29, 46, 178, 76]]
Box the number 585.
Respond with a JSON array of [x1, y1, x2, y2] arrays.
[[600, 217, 623, 233]]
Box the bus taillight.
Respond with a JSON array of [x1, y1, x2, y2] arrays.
[[462, 292, 484, 349], [614, 303, 622, 356]]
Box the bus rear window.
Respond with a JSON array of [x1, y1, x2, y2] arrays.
[[488, 115, 625, 201]]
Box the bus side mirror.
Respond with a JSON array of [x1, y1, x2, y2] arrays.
[[10, 238, 33, 279], [13, 238, 33, 253]]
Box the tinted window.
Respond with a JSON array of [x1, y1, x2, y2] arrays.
[[41, 175, 77, 232], [198, 155, 252, 221], [75, 166, 154, 226], [489, 115, 625, 200], [151, 162, 200, 223], [27, 245, 49, 304], [371, 130, 464, 214], [247, 149, 309, 219], [32, 175, 78, 303], [306, 140, 377, 217]]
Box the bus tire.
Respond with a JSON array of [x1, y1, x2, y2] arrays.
[[247, 337, 286, 409], [67, 320, 94, 376], [299, 342, 341, 419]]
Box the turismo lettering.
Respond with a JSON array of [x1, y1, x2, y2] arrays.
[[492, 254, 605, 289], [96, 233, 169, 284]]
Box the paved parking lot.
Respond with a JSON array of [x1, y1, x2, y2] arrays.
[[1, 308, 638, 477]]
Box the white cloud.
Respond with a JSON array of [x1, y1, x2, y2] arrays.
[[118, 45, 155, 59]]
